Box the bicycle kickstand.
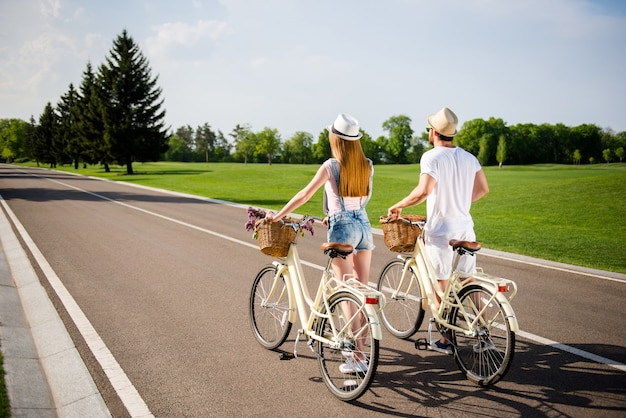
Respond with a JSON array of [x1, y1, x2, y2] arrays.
[[279, 330, 303, 361]]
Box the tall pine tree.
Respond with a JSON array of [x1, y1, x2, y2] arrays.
[[100, 30, 168, 174], [56, 83, 82, 168]]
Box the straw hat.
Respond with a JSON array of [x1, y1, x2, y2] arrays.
[[427, 107, 458, 137], [328, 113, 362, 140]]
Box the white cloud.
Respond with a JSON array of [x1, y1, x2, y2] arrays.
[[39, 0, 60, 18], [145, 20, 229, 59]]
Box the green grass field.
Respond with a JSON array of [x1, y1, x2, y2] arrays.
[[17, 161, 626, 273]]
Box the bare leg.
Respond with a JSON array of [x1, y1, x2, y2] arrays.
[[333, 251, 372, 362]]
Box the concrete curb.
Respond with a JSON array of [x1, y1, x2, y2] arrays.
[[0, 203, 111, 417]]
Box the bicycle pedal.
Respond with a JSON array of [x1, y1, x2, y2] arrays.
[[279, 352, 295, 360], [414, 338, 429, 350]]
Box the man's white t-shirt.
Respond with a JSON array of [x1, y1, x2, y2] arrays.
[[419, 146, 482, 236]]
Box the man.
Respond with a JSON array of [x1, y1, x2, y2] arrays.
[[387, 107, 489, 354]]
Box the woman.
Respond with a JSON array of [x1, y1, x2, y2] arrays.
[[265, 113, 374, 373]]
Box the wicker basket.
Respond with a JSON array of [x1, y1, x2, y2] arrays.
[[255, 218, 297, 257], [380, 214, 426, 253]]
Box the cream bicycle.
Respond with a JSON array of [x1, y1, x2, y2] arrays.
[[377, 215, 519, 386], [249, 215, 386, 401]]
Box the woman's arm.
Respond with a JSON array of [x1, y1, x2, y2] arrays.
[[266, 164, 329, 222]]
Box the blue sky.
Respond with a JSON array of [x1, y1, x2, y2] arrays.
[[1, 0, 625, 140]]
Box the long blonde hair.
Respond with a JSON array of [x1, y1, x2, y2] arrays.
[[329, 133, 371, 197]]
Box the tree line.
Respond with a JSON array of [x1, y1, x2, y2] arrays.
[[1, 31, 624, 169]]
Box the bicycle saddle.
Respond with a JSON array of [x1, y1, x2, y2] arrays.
[[449, 239, 482, 254], [321, 242, 354, 259]]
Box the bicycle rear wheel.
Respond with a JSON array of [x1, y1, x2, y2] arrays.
[[449, 284, 515, 385], [377, 258, 425, 339], [249, 265, 292, 350], [315, 292, 379, 402]]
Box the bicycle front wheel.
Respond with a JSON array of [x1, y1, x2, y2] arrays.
[[377, 258, 425, 339], [249, 265, 292, 350], [449, 284, 515, 386], [315, 292, 379, 402]]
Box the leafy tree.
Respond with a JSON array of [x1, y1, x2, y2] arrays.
[[496, 134, 507, 167], [571, 124, 603, 164], [0, 118, 29, 162], [100, 30, 168, 174], [382, 115, 413, 163], [255, 127, 281, 165], [164, 135, 190, 161], [477, 134, 491, 166], [602, 148, 612, 163], [176, 125, 194, 150], [313, 128, 331, 163], [456, 117, 508, 165], [213, 130, 231, 162], [196, 123, 217, 162], [22, 117, 37, 162], [283, 131, 313, 163], [360, 132, 381, 164], [573, 149, 582, 165], [231, 124, 255, 164], [615, 147, 625, 162]]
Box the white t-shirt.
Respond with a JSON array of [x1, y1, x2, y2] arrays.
[[419, 146, 482, 236]]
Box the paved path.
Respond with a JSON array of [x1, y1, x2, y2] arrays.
[[1, 164, 624, 417]]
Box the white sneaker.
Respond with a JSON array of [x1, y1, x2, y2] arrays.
[[341, 349, 354, 358], [339, 358, 368, 374]]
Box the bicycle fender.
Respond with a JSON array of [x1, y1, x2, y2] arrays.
[[364, 304, 383, 340], [497, 294, 519, 333], [479, 285, 519, 333]]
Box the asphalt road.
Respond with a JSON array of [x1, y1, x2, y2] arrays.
[[1, 164, 625, 417]]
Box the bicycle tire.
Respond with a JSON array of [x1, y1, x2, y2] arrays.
[[449, 284, 515, 386], [315, 291, 379, 402], [249, 265, 292, 350], [377, 258, 425, 339]]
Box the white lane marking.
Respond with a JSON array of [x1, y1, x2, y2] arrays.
[[516, 330, 626, 373], [0, 197, 153, 417], [479, 251, 626, 283]]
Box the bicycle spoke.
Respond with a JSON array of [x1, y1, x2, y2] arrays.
[[377, 259, 424, 339], [450, 285, 515, 386], [249, 266, 292, 350], [316, 292, 378, 401]]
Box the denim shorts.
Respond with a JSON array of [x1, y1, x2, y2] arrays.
[[327, 210, 375, 252]]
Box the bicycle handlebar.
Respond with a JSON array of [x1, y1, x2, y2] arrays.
[[278, 215, 322, 228]]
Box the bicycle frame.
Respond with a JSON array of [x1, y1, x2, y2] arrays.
[[394, 235, 519, 334], [263, 236, 384, 350]]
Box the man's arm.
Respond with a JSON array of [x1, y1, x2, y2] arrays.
[[388, 173, 436, 218], [472, 169, 489, 202]]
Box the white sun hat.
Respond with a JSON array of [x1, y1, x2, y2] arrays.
[[328, 113, 363, 141]]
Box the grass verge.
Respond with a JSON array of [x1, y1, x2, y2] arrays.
[[12, 161, 626, 273], [0, 350, 9, 417]]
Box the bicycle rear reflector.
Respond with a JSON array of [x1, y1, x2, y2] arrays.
[[365, 297, 379, 305], [498, 284, 510, 293]]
